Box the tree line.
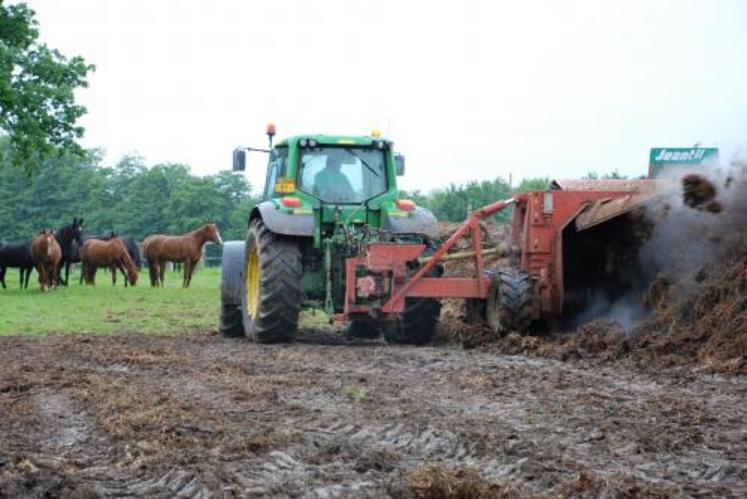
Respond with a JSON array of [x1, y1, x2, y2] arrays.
[[0, 139, 256, 243], [403, 177, 549, 223]]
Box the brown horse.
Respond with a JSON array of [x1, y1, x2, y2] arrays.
[[81, 238, 139, 286], [143, 223, 222, 288], [30, 230, 62, 292]]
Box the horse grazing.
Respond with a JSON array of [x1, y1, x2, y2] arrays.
[[0, 240, 34, 289], [81, 238, 139, 286], [144, 223, 222, 288], [121, 236, 142, 269], [30, 230, 62, 292], [112, 236, 141, 287], [54, 218, 85, 286]]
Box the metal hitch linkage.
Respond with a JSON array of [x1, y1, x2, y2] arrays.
[[340, 197, 519, 320]]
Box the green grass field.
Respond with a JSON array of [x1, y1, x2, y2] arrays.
[[0, 266, 221, 335]]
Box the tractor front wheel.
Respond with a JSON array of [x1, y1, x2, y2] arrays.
[[486, 268, 534, 335]]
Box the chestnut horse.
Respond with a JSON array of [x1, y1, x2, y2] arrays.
[[143, 223, 222, 288], [30, 230, 62, 292], [81, 238, 139, 286]]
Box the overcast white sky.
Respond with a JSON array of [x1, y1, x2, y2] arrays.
[[26, 0, 747, 192]]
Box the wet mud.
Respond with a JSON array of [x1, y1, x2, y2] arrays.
[[1, 332, 745, 497]]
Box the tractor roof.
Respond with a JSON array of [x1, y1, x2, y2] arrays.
[[276, 134, 389, 147]]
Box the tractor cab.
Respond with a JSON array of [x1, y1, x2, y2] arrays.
[[232, 127, 434, 248]]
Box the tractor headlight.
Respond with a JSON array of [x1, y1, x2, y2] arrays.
[[299, 138, 308, 147], [373, 140, 386, 149], [308, 139, 317, 148]]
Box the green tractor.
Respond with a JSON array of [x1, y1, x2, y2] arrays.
[[220, 125, 442, 344]]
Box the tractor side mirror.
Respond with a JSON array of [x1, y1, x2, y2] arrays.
[[232, 148, 246, 172], [394, 154, 405, 176]]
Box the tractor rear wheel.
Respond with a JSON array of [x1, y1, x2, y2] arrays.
[[244, 219, 302, 343], [219, 241, 248, 337], [486, 268, 533, 335]]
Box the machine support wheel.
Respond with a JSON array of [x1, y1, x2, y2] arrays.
[[383, 297, 442, 345], [244, 219, 302, 343], [348, 320, 383, 339], [486, 268, 534, 335], [384, 241, 443, 346]]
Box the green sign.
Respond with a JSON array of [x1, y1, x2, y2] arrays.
[[649, 147, 719, 177]]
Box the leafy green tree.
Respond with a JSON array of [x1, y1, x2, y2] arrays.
[[166, 177, 221, 233], [0, 2, 94, 171], [428, 178, 512, 223], [226, 197, 258, 240], [0, 139, 103, 238]]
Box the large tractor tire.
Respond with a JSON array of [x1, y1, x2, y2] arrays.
[[219, 241, 248, 337], [486, 268, 534, 335], [219, 219, 302, 343]]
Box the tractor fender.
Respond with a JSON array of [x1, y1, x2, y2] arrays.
[[384, 207, 439, 239], [250, 201, 314, 237]]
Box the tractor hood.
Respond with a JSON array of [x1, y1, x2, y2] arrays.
[[382, 206, 438, 240], [251, 200, 439, 240]]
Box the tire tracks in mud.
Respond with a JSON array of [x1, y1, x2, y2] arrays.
[[1, 333, 745, 497], [0, 339, 213, 498], [2, 389, 183, 497], [149, 342, 747, 497]]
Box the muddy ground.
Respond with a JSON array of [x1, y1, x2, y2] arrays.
[[1, 331, 745, 498]]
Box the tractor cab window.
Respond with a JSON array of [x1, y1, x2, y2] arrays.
[[299, 146, 387, 204], [263, 146, 289, 199]]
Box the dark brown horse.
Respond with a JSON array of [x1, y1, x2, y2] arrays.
[[30, 230, 62, 292], [143, 223, 222, 287], [81, 238, 139, 286], [0, 240, 34, 289]]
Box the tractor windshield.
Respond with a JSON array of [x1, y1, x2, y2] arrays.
[[299, 146, 387, 204]]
